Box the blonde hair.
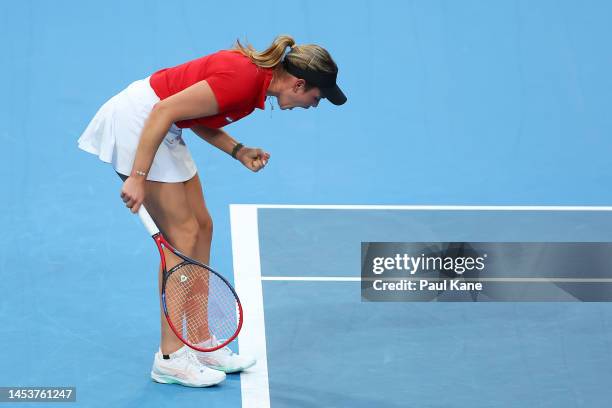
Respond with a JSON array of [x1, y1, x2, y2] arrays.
[[233, 35, 338, 80]]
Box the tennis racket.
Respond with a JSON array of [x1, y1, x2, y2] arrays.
[[138, 205, 243, 352]]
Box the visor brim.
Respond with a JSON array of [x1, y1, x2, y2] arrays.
[[321, 84, 347, 106]]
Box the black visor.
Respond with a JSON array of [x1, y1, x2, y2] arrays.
[[283, 60, 347, 106]]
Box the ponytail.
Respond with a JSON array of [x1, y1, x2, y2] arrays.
[[232, 35, 296, 68]]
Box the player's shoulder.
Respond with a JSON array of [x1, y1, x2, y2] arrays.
[[208, 50, 258, 74]]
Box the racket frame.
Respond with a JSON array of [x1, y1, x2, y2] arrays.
[[139, 206, 243, 352]]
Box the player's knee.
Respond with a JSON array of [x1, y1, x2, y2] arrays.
[[198, 213, 213, 239], [168, 217, 200, 253]]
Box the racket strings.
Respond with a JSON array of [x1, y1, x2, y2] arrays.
[[164, 262, 239, 347]]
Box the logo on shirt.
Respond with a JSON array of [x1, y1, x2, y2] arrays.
[[225, 116, 234, 123]]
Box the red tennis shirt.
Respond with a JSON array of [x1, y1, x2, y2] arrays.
[[149, 50, 273, 129]]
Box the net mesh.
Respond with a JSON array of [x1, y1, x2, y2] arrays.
[[164, 262, 239, 347]]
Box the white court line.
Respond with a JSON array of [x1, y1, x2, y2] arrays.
[[262, 276, 360, 281], [262, 276, 612, 283], [229, 203, 612, 408], [230, 205, 269, 408], [236, 204, 612, 211]]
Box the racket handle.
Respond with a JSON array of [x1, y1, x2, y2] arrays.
[[138, 205, 160, 236]]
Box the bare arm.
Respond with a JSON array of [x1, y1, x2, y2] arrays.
[[129, 81, 220, 179], [120, 80, 219, 213], [190, 124, 240, 157], [191, 124, 271, 172]]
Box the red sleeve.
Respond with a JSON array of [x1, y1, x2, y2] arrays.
[[206, 69, 258, 113]]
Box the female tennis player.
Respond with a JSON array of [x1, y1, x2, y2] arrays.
[[78, 35, 346, 387]]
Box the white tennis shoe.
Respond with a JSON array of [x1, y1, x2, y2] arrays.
[[195, 336, 256, 373], [151, 345, 226, 387]]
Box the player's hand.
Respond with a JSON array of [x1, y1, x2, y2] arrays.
[[237, 147, 270, 172], [120, 176, 146, 214]]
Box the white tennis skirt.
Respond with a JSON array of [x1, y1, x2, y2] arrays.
[[77, 76, 197, 182]]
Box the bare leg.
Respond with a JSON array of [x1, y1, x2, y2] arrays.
[[183, 174, 214, 343], [117, 171, 201, 355], [148, 200, 201, 354]]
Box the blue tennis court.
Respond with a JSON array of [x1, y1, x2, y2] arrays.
[[3, 0, 612, 406], [231, 206, 612, 407]]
